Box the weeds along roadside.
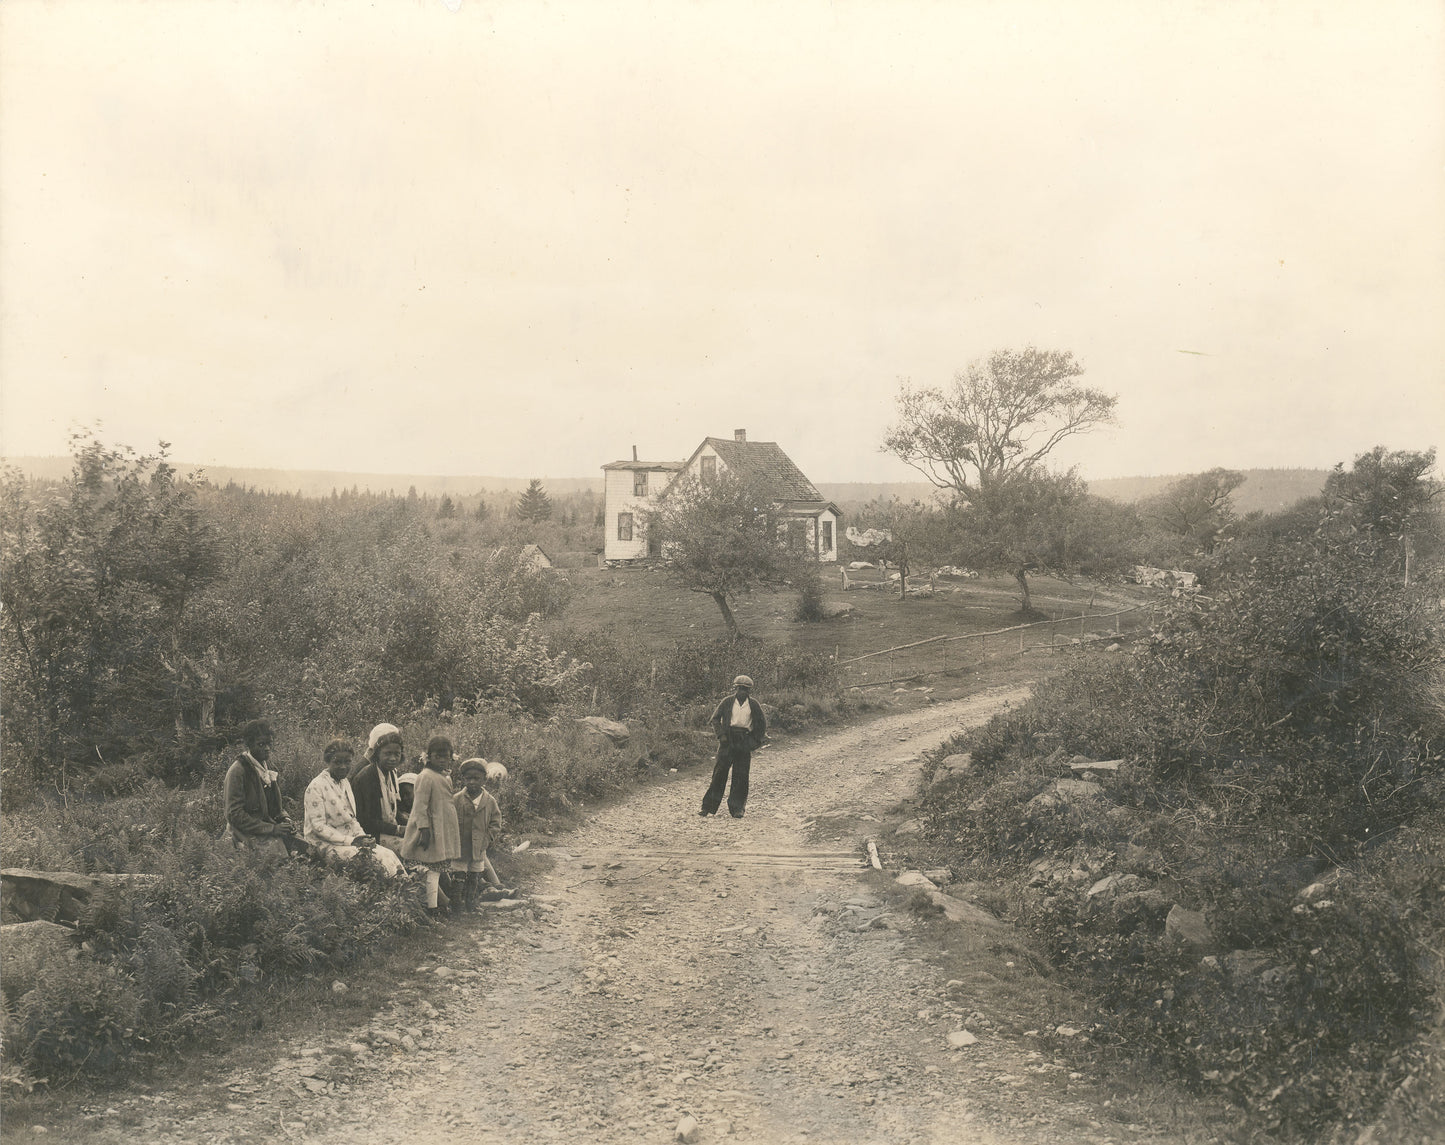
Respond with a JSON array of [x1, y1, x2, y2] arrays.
[[907, 534, 1445, 1142], [0, 630, 879, 1096]]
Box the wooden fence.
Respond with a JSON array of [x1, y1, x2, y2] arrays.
[[835, 605, 1149, 689]]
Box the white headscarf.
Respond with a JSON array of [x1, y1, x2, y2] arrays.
[[367, 723, 402, 752]]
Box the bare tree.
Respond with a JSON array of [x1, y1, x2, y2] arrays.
[[883, 347, 1116, 500], [883, 348, 1117, 611]]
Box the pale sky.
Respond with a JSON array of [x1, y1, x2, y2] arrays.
[[2, 0, 1442, 484]]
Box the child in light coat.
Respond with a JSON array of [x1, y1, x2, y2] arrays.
[[400, 736, 462, 917]]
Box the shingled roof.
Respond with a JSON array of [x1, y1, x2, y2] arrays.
[[687, 437, 823, 501]]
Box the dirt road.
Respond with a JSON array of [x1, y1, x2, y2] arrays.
[[54, 688, 1202, 1145]]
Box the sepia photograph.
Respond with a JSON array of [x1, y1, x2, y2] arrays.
[[1, 2, 1442, 1142]]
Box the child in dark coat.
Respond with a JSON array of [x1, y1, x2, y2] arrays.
[[451, 758, 504, 910]]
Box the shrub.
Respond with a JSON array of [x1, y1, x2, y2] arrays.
[[793, 572, 826, 622], [926, 497, 1445, 1139]]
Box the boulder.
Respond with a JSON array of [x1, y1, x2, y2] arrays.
[[576, 716, 630, 746], [946, 1029, 978, 1048], [938, 752, 972, 774], [895, 871, 939, 891], [1114, 888, 1174, 928], [1, 920, 79, 998], [847, 560, 875, 570], [1222, 949, 1271, 979], [1086, 873, 1147, 898], [923, 868, 952, 885], [675, 1115, 700, 1143], [0, 869, 154, 924], [893, 819, 924, 836], [1068, 759, 1122, 775], [1165, 905, 1218, 954], [929, 892, 1002, 928], [1054, 779, 1105, 799], [819, 601, 855, 619], [1027, 779, 1105, 809]]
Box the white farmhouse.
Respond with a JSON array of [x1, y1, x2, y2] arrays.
[[602, 429, 841, 565], [601, 450, 684, 562]]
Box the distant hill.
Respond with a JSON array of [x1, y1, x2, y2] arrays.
[[1, 457, 601, 499], [822, 470, 1331, 516], [5, 457, 1330, 515], [816, 482, 940, 506], [1088, 469, 1331, 514]]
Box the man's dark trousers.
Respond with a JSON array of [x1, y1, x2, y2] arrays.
[[702, 728, 752, 817]]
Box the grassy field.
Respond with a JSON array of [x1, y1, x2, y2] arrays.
[[559, 563, 1152, 691]]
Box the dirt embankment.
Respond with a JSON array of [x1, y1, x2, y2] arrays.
[[26, 689, 1218, 1145]]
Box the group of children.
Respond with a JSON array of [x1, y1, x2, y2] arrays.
[[271, 722, 510, 918], [396, 733, 508, 917]]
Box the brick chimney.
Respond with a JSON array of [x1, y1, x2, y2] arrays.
[[734, 429, 746, 442], [632, 445, 638, 461]]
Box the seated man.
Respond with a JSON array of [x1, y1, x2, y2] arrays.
[[224, 719, 306, 857], [350, 723, 408, 853], [303, 740, 404, 877]]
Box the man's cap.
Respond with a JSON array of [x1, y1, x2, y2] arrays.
[[459, 758, 487, 778], [732, 675, 754, 688]]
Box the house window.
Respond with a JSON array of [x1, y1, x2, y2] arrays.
[[617, 512, 633, 542], [822, 520, 833, 551], [700, 455, 716, 484], [634, 471, 648, 497]]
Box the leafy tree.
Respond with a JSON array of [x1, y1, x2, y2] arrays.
[[844, 497, 949, 601], [944, 470, 1091, 612], [1141, 467, 1246, 559], [514, 479, 553, 524], [883, 347, 1117, 610], [1323, 446, 1441, 549], [644, 471, 810, 637], [0, 436, 222, 788]]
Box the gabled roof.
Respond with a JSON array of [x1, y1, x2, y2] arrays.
[[777, 499, 841, 517], [665, 437, 823, 501]]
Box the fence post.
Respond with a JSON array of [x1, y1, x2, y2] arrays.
[[941, 642, 947, 675], [1115, 612, 1121, 634], [1050, 621, 1056, 654], [1019, 629, 1025, 654], [1080, 613, 1086, 642], [890, 651, 895, 682]]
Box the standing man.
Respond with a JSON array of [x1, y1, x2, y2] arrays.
[[700, 675, 767, 818]]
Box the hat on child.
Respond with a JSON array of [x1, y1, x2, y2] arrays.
[[732, 675, 754, 688], [459, 758, 487, 779], [396, 772, 417, 789]]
